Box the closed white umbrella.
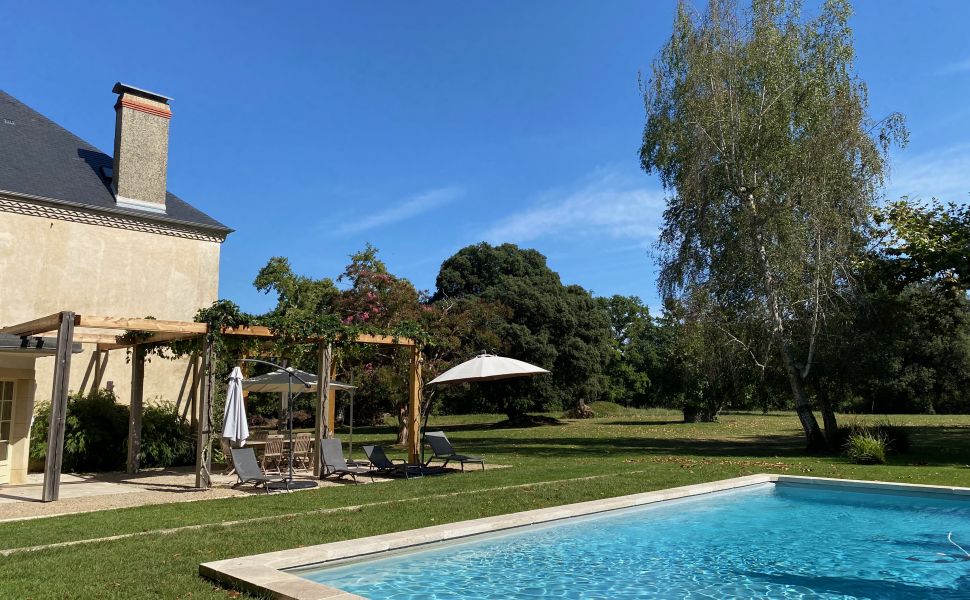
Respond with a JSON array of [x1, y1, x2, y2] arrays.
[[428, 353, 549, 385], [222, 366, 249, 445]]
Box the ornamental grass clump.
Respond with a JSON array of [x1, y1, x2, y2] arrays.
[[845, 432, 888, 465]]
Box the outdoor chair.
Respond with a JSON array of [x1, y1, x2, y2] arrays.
[[290, 432, 313, 472], [424, 431, 485, 471], [230, 447, 285, 493], [363, 445, 424, 479], [262, 434, 285, 475], [319, 438, 373, 485]]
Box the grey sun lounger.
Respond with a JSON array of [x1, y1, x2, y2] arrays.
[[424, 431, 485, 471], [230, 447, 286, 492], [363, 445, 425, 479], [320, 438, 373, 485]]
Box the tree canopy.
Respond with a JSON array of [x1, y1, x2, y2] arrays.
[[433, 243, 613, 418], [640, 0, 906, 448]]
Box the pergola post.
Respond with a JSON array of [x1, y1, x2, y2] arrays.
[[92, 349, 109, 391], [328, 358, 337, 435], [194, 336, 215, 489], [408, 345, 422, 463], [42, 311, 75, 502], [314, 343, 331, 477], [126, 344, 146, 473], [186, 351, 200, 428]]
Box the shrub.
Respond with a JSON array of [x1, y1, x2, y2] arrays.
[[834, 421, 911, 454], [845, 433, 888, 465], [139, 402, 194, 468], [31, 390, 197, 472], [875, 422, 911, 453], [30, 389, 129, 472]]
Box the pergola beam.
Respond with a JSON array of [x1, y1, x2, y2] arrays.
[[3, 314, 414, 347], [73, 332, 125, 345], [0, 313, 63, 336], [96, 331, 202, 351], [222, 325, 414, 347], [76, 316, 207, 333]]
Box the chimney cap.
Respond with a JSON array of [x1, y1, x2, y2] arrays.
[[112, 82, 172, 104]]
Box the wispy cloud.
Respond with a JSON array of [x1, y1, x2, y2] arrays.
[[483, 167, 666, 244], [337, 186, 463, 235], [889, 144, 970, 201], [936, 57, 970, 75]]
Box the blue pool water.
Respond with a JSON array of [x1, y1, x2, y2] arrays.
[[295, 483, 970, 599]]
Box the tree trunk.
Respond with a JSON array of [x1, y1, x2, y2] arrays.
[[779, 341, 825, 450], [747, 193, 826, 450], [816, 382, 840, 451]]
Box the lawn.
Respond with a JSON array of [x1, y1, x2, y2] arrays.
[[3, 409, 970, 599]]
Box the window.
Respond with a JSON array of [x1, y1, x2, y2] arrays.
[[0, 381, 13, 462]]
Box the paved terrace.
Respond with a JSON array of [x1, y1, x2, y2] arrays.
[[0, 467, 394, 522]]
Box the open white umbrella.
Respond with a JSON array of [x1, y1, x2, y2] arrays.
[[222, 366, 249, 445], [242, 369, 355, 393], [428, 353, 549, 385], [422, 353, 550, 462]]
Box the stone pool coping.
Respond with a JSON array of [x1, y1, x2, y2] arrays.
[[199, 474, 970, 600]]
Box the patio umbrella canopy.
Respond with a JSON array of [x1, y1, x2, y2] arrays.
[[428, 353, 549, 385], [242, 369, 355, 393], [222, 366, 249, 445]]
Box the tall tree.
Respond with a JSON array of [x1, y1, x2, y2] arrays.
[[434, 243, 613, 419], [597, 295, 662, 406], [640, 0, 906, 448], [335, 245, 424, 444], [875, 198, 970, 292]]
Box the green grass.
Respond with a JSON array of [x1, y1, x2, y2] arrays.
[[3, 410, 970, 598]]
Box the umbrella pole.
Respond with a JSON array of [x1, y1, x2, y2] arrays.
[[240, 359, 315, 492], [287, 379, 294, 491], [348, 373, 355, 460]]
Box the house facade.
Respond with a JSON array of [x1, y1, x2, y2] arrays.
[[0, 83, 230, 484]]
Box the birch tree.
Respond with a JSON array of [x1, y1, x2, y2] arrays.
[[640, 0, 906, 448]]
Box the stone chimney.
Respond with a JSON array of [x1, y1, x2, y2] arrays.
[[110, 82, 172, 213]]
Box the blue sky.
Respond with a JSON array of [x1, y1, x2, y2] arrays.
[[4, 1, 969, 314]]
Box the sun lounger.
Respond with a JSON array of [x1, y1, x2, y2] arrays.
[[424, 431, 485, 471], [230, 447, 286, 492], [363, 445, 425, 479], [320, 438, 373, 485]]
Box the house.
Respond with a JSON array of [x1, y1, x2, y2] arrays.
[[0, 83, 230, 484]]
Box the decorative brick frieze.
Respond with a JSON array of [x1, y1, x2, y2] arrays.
[[0, 194, 226, 243]]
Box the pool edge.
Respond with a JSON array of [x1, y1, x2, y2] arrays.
[[198, 474, 970, 599]]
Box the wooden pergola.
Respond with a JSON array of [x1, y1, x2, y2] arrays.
[[0, 312, 420, 502]]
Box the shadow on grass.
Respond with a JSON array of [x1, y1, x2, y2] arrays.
[[440, 428, 970, 467], [448, 434, 806, 460], [344, 418, 970, 468], [606, 420, 690, 427]]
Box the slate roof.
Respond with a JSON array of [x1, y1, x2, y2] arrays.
[[0, 90, 231, 235]]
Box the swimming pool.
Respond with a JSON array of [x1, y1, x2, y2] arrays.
[[200, 475, 970, 599]]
